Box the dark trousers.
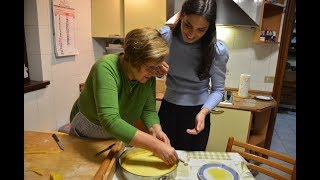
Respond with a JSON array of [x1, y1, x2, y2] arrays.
[[158, 99, 211, 151]]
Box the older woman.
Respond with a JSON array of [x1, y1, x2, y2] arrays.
[[69, 27, 177, 165]]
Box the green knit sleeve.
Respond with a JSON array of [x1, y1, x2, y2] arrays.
[[140, 77, 160, 128]]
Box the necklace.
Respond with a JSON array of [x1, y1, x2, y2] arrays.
[[120, 55, 138, 94], [127, 79, 138, 94]]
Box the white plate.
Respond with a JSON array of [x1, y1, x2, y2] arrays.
[[197, 163, 239, 180], [255, 95, 273, 101]]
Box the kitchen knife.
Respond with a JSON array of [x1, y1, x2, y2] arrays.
[[95, 143, 116, 156], [52, 133, 64, 151]]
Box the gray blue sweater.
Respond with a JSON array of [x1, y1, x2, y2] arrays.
[[160, 26, 229, 111]]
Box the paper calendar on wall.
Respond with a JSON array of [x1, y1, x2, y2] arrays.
[[52, 0, 77, 57]]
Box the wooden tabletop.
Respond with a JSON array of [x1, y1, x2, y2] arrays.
[[24, 131, 118, 179]]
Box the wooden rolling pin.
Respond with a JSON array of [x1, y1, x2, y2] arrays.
[[94, 141, 124, 180]]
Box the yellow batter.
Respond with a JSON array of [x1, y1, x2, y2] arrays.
[[205, 168, 233, 180], [121, 150, 177, 176]]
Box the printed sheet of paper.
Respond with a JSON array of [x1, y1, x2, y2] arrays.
[[52, 0, 77, 57]]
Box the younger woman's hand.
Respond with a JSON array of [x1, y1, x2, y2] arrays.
[[155, 62, 169, 78], [186, 108, 208, 135]]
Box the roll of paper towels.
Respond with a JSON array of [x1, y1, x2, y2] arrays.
[[238, 74, 251, 97]]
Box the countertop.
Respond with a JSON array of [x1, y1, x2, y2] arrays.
[[24, 131, 118, 179], [156, 90, 277, 113]]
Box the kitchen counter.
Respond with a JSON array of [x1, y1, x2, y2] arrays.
[[24, 131, 119, 179], [156, 90, 277, 113]]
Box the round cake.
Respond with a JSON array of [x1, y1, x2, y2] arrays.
[[121, 149, 177, 176]]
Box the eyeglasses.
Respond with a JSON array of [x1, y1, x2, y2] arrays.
[[144, 64, 161, 74]]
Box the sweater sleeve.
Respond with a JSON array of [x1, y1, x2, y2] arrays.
[[92, 61, 137, 143], [140, 77, 160, 128], [160, 25, 172, 45], [202, 40, 229, 111]]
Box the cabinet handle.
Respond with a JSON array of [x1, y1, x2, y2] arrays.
[[210, 109, 224, 114]]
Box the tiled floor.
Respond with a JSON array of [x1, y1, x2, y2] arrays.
[[254, 110, 296, 179]]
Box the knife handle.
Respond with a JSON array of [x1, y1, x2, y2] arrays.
[[52, 134, 60, 142]]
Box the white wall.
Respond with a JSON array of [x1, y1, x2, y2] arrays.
[[24, 0, 280, 131], [24, 0, 105, 131]]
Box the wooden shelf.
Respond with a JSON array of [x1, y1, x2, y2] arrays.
[[253, 0, 285, 43], [24, 80, 50, 93], [254, 41, 280, 44]]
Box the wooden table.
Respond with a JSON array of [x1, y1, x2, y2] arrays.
[[24, 131, 118, 179], [112, 150, 255, 180]]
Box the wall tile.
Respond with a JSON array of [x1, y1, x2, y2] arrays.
[[75, 2, 92, 29], [233, 27, 254, 49], [51, 76, 80, 129], [228, 49, 252, 80], [74, 50, 94, 75], [51, 55, 76, 81], [267, 45, 281, 76], [38, 26, 53, 54], [24, 91, 40, 131], [36, 86, 56, 131], [28, 54, 43, 81], [24, 26, 41, 55], [217, 27, 235, 49], [40, 54, 53, 81], [250, 81, 266, 91], [76, 28, 94, 52], [265, 83, 274, 92], [250, 57, 269, 82], [36, 0, 50, 26]]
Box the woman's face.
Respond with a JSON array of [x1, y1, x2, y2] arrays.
[[180, 14, 209, 44], [131, 61, 163, 83]]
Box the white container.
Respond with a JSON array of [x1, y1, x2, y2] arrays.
[[238, 74, 251, 98]]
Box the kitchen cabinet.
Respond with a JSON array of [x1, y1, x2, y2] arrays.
[[92, 0, 167, 38], [254, 0, 285, 43], [206, 107, 252, 152], [205, 89, 277, 152]]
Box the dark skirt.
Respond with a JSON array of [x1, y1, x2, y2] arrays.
[[158, 99, 211, 151]]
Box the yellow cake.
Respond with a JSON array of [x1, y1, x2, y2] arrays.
[[121, 149, 177, 176]]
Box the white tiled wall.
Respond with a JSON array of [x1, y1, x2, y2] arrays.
[[24, 0, 281, 131], [217, 0, 280, 91], [24, 0, 99, 131]]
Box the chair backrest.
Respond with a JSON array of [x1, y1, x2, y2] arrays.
[[226, 137, 296, 180]]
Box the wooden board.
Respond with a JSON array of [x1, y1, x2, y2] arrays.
[[24, 131, 119, 180]]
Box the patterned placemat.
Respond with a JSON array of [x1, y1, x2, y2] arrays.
[[188, 151, 231, 160]]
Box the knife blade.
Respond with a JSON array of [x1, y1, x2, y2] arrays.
[[95, 143, 116, 156], [52, 133, 64, 151]]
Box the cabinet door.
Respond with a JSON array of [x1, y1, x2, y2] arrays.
[[124, 0, 166, 35], [92, 0, 124, 37], [92, 0, 166, 38], [206, 107, 252, 152]]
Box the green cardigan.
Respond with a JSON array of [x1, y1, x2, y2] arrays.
[[70, 54, 159, 143]]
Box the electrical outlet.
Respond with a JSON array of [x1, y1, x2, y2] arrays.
[[264, 76, 275, 83]]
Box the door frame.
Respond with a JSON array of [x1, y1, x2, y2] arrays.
[[265, 0, 296, 150]]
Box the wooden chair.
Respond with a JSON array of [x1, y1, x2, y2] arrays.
[[226, 137, 296, 180]]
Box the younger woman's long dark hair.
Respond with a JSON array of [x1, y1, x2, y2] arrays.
[[172, 0, 217, 81]]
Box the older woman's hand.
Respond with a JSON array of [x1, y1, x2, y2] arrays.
[[149, 124, 171, 145]]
